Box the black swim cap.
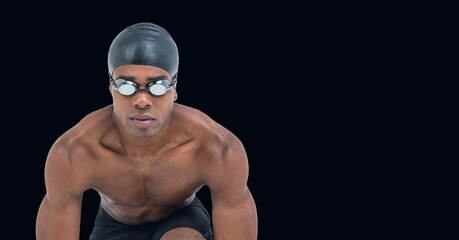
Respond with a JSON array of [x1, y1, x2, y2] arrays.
[[108, 22, 179, 79]]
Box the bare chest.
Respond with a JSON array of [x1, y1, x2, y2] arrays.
[[93, 155, 203, 207]]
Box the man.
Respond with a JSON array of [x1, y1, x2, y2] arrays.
[[36, 22, 258, 240]]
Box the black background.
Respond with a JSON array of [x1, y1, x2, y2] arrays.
[[5, 5, 306, 240], [2, 3, 393, 240]]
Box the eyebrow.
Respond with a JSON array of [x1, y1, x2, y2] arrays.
[[116, 75, 170, 83]]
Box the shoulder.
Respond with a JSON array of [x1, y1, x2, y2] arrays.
[[51, 105, 112, 152], [174, 103, 248, 176], [174, 103, 245, 154], [45, 105, 114, 182]]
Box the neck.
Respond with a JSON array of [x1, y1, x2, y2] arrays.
[[111, 111, 176, 157]]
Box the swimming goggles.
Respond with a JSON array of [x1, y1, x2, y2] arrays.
[[109, 74, 177, 96]]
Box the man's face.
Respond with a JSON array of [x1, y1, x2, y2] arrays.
[[110, 64, 177, 139]]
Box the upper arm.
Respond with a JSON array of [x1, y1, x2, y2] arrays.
[[36, 137, 91, 240], [205, 136, 258, 240]]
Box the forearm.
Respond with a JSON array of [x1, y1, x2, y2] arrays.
[[213, 219, 257, 240], [36, 224, 80, 240], [212, 195, 258, 240], [36, 197, 81, 240]]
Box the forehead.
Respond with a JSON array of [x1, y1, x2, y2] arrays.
[[113, 64, 171, 79]]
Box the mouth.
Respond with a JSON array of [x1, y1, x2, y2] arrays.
[[130, 115, 155, 127], [131, 116, 155, 121]]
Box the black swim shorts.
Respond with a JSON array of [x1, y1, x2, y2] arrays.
[[89, 197, 213, 240]]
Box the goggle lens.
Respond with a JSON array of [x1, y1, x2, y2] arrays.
[[149, 84, 167, 96], [118, 83, 136, 95]]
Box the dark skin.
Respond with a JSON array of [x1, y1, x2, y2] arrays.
[[36, 65, 258, 240]]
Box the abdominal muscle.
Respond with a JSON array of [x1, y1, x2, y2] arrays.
[[99, 192, 197, 225]]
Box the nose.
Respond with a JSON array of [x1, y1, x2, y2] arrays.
[[133, 90, 152, 109]]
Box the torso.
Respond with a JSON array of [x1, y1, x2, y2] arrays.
[[61, 103, 227, 225], [94, 143, 204, 224]]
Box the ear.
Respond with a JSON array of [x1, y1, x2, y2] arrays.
[[109, 84, 115, 96], [174, 91, 178, 101]]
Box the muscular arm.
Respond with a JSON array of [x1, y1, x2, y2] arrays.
[[207, 137, 258, 240], [36, 138, 90, 240]]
